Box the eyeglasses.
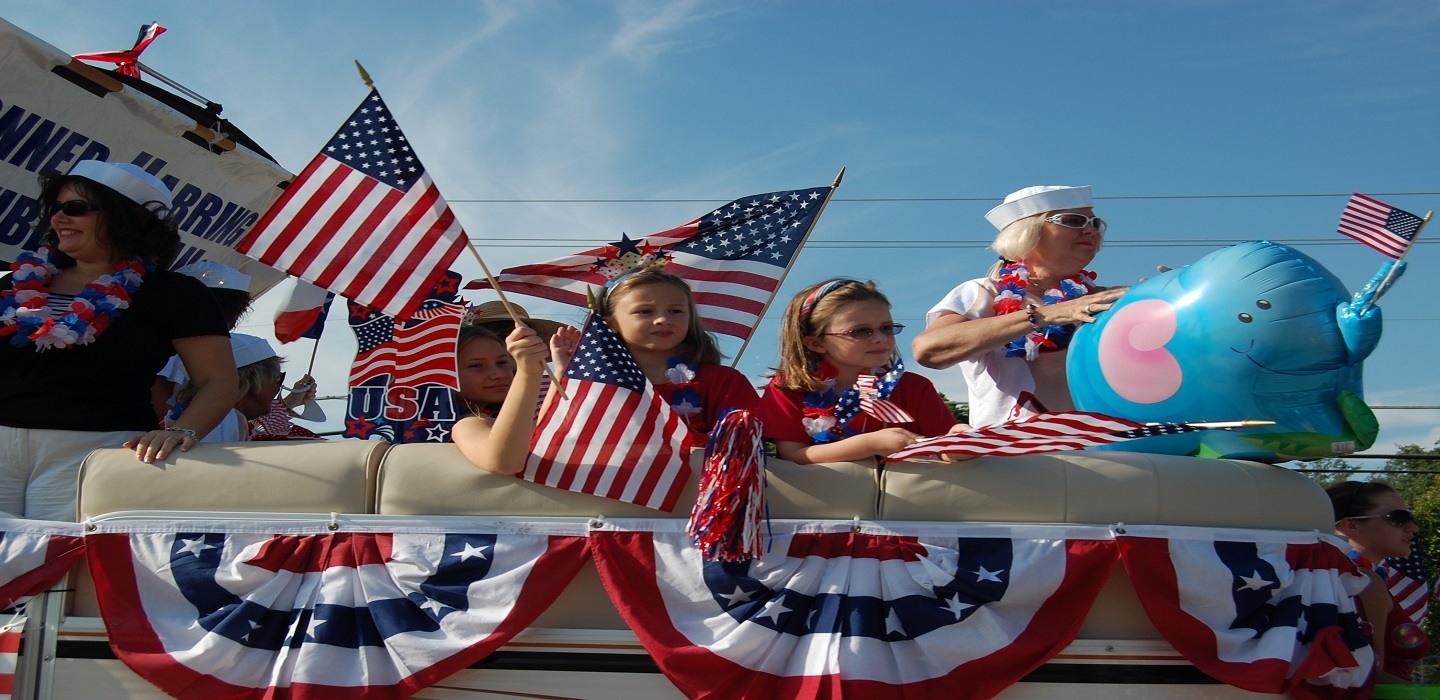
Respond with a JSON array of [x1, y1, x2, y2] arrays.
[[49, 200, 101, 218], [822, 323, 905, 340], [1348, 509, 1415, 527], [1044, 213, 1107, 234]]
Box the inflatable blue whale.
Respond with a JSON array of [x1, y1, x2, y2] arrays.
[[1067, 241, 1402, 462]]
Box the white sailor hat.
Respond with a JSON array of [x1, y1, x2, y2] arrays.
[[230, 333, 278, 368], [67, 160, 173, 211], [984, 185, 1092, 231]]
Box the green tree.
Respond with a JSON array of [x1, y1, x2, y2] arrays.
[[1304, 456, 1361, 490], [939, 394, 969, 424]]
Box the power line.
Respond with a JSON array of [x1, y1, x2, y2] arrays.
[[448, 192, 1440, 204]]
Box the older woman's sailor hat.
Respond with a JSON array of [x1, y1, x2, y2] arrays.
[[177, 261, 252, 290], [984, 185, 1092, 231], [230, 333, 278, 368], [67, 160, 173, 211]]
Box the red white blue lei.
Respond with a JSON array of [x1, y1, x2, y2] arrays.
[[993, 260, 1095, 361], [0, 246, 150, 351], [800, 357, 905, 444]]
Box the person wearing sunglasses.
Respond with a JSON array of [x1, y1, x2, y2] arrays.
[[913, 185, 1128, 427], [0, 161, 238, 521], [755, 278, 963, 465], [1327, 480, 1429, 682]]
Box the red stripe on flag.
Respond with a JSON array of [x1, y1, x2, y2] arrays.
[[289, 172, 380, 274]]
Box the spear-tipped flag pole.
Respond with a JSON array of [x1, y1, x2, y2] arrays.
[[1364, 210, 1430, 314], [729, 167, 844, 367], [887, 413, 1276, 462], [236, 62, 468, 321]]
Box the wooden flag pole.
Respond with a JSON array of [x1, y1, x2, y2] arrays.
[[1361, 210, 1430, 315], [730, 167, 846, 367], [465, 244, 568, 399]]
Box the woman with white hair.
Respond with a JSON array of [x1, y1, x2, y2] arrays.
[[913, 185, 1125, 426]]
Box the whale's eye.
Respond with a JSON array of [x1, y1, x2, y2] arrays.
[[1238, 313, 1254, 323], [1256, 300, 1271, 310]]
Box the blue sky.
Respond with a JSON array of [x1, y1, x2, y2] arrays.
[[8, 2, 1439, 459]]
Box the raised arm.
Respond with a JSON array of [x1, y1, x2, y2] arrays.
[[455, 326, 549, 475]]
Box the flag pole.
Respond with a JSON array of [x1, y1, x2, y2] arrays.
[[464, 243, 568, 399], [729, 167, 846, 367], [1361, 210, 1430, 315]]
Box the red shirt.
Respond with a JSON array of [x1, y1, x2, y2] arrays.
[[756, 371, 957, 444], [653, 364, 761, 438]]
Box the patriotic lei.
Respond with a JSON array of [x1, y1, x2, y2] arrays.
[[656, 355, 705, 432], [993, 259, 1095, 361], [800, 359, 904, 444], [0, 246, 150, 352]]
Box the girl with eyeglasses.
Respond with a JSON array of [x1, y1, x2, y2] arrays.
[[1326, 480, 1429, 682], [755, 278, 963, 464], [914, 185, 1127, 427]]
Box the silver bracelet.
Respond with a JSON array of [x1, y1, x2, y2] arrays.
[[165, 427, 199, 440]]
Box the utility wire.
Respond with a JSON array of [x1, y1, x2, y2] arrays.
[[448, 192, 1440, 204]]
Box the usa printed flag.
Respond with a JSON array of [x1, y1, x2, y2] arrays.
[[524, 315, 691, 512], [238, 89, 469, 320], [1118, 527, 1371, 696], [85, 519, 590, 700], [590, 520, 1118, 698], [468, 186, 835, 340], [1381, 540, 1432, 625], [1337, 193, 1425, 259], [345, 271, 465, 443], [888, 411, 1203, 461]]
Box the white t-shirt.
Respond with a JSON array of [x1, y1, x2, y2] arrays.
[[927, 277, 1073, 427]]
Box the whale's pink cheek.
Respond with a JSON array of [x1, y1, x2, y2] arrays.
[[1097, 299, 1182, 404]]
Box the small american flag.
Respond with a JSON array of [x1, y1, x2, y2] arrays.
[[349, 299, 464, 390], [1381, 542, 1432, 625], [854, 366, 914, 425], [887, 411, 1205, 461], [1337, 193, 1424, 259], [467, 186, 835, 340], [524, 316, 691, 511], [238, 89, 469, 320]]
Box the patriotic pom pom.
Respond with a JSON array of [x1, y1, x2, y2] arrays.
[[687, 409, 767, 562]]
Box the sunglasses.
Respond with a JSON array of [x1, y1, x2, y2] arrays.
[[822, 323, 905, 340], [1349, 509, 1415, 527], [50, 200, 101, 218], [1044, 213, 1107, 234]]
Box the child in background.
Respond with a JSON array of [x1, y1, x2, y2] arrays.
[[451, 322, 578, 474], [756, 278, 959, 464], [596, 266, 759, 442]]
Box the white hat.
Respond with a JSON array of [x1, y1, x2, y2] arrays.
[[67, 160, 173, 211], [230, 333, 278, 368], [177, 261, 251, 290], [984, 185, 1092, 231]]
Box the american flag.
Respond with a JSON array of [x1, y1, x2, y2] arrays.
[[237, 89, 469, 320], [1381, 542, 1432, 625], [1337, 193, 1424, 259], [854, 367, 914, 424], [349, 298, 464, 390], [467, 186, 835, 340], [524, 315, 691, 511], [887, 411, 1205, 461]]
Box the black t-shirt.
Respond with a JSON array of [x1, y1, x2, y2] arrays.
[[0, 269, 229, 431]]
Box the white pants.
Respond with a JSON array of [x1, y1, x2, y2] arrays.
[[0, 426, 139, 521]]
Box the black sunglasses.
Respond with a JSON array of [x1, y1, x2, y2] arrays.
[[822, 323, 905, 341], [50, 200, 101, 218], [1349, 509, 1414, 527]]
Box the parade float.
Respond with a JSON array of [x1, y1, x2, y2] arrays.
[[0, 14, 1427, 700]]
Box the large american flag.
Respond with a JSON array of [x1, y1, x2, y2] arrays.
[[1381, 541, 1432, 625], [888, 411, 1205, 461], [467, 186, 835, 340], [524, 315, 691, 511], [237, 89, 469, 320], [1337, 193, 1425, 259], [349, 298, 464, 389]]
